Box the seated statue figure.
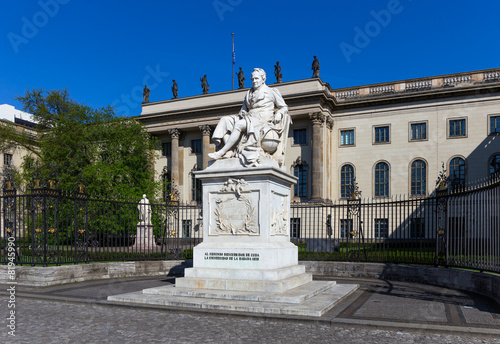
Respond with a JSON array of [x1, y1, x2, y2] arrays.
[[208, 68, 291, 167]]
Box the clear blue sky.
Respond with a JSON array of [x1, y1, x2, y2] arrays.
[[1, 0, 499, 117]]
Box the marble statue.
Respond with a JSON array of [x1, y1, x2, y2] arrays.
[[172, 80, 178, 99], [200, 75, 209, 94], [208, 68, 291, 167], [312, 56, 320, 78], [237, 67, 245, 89], [137, 194, 151, 224], [143, 84, 150, 103], [274, 61, 282, 83]]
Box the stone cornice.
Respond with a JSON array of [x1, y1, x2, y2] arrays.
[[333, 68, 500, 107]]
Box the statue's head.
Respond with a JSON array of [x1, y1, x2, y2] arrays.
[[251, 68, 266, 88]]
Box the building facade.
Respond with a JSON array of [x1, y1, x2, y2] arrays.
[[138, 68, 500, 204], [0, 104, 37, 173]]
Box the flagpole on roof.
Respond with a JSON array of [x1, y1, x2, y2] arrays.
[[232, 33, 235, 90]]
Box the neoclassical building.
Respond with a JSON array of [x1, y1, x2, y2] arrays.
[[138, 68, 500, 204]]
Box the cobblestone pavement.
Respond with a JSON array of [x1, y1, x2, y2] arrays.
[[1, 298, 499, 344], [1, 276, 499, 343]]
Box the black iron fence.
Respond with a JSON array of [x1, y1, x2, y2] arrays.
[[2, 174, 499, 272]]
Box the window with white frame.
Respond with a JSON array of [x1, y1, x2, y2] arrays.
[[410, 122, 427, 141], [340, 164, 354, 198], [490, 115, 500, 134], [340, 129, 355, 146], [374, 125, 390, 144], [410, 159, 427, 196], [448, 118, 467, 138], [449, 157, 465, 188], [374, 218, 388, 239], [374, 162, 389, 197]]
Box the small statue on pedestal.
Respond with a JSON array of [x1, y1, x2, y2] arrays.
[[137, 194, 151, 225]]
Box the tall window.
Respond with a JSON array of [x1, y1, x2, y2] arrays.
[[162, 142, 171, 157], [340, 219, 353, 238], [162, 169, 172, 201], [490, 115, 500, 134], [410, 122, 427, 140], [449, 119, 466, 137], [340, 164, 354, 198], [191, 166, 202, 203], [374, 126, 390, 143], [374, 162, 389, 197], [449, 157, 465, 187], [191, 139, 202, 154], [3, 153, 13, 166], [410, 159, 426, 196], [410, 218, 425, 238], [490, 154, 500, 175], [290, 218, 301, 238], [374, 219, 388, 239], [340, 129, 355, 146], [292, 158, 308, 198], [182, 220, 192, 238], [293, 129, 307, 145]]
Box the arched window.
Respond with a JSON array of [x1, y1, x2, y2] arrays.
[[292, 157, 308, 198], [161, 168, 172, 201], [374, 162, 389, 197], [449, 157, 465, 187], [190, 165, 202, 203], [340, 164, 354, 198], [411, 159, 426, 196], [490, 154, 500, 175]]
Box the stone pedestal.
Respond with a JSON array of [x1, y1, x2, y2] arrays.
[[134, 223, 154, 250], [174, 158, 312, 292]]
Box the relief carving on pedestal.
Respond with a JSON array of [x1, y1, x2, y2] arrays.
[[270, 199, 288, 236], [212, 178, 259, 235]]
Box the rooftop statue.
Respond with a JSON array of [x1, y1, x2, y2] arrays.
[[143, 84, 150, 103], [172, 80, 178, 99], [208, 68, 291, 167], [237, 67, 245, 89], [312, 56, 320, 78], [274, 61, 282, 83], [200, 75, 209, 94]]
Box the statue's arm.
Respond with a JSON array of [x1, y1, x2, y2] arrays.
[[271, 88, 288, 123]]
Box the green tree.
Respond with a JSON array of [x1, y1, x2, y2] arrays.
[[12, 88, 159, 199]]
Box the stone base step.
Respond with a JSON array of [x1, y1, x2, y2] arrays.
[[108, 282, 359, 317], [175, 272, 312, 293], [144, 280, 336, 304], [184, 264, 306, 281]]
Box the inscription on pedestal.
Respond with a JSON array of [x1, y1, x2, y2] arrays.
[[204, 252, 260, 261]]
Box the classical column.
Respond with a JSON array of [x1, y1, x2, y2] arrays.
[[199, 125, 212, 170], [167, 128, 181, 194], [309, 113, 325, 201]]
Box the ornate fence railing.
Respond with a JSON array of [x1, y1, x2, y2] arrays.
[[2, 174, 499, 272]]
